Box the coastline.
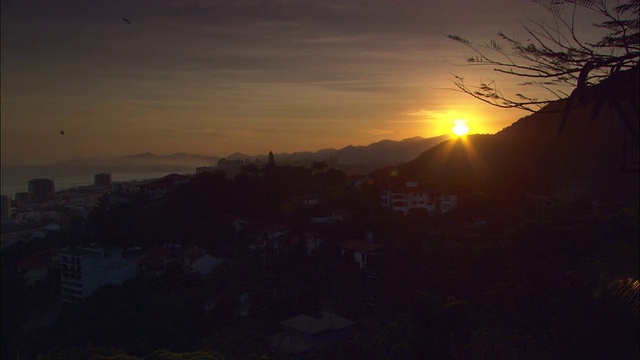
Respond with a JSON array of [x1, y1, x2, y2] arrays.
[[1, 164, 197, 198]]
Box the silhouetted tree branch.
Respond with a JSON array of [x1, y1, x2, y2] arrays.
[[448, 0, 639, 114]]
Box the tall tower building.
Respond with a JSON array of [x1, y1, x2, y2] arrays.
[[94, 173, 112, 187], [28, 178, 55, 203], [0, 195, 11, 223]]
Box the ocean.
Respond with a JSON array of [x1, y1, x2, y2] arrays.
[[1, 164, 197, 198]]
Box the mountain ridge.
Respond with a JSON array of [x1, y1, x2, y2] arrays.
[[390, 98, 638, 200], [57, 135, 452, 172]]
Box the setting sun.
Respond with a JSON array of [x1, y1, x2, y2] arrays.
[[452, 121, 470, 136]]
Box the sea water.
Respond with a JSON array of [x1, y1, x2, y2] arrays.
[[1, 164, 195, 198]]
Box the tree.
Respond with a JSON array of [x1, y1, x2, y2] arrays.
[[447, 0, 639, 338], [448, 0, 639, 135], [310, 160, 328, 174], [266, 151, 276, 170]]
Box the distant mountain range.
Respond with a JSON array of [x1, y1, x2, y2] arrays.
[[224, 134, 451, 168], [61, 135, 452, 173]]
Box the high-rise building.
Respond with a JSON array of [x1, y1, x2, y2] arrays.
[[14, 192, 30, 203], [28, 178, 55, 203], [94, 173, 112, 187], [0, 195, 11, 223]]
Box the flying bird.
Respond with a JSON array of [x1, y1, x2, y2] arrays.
[[60, 131, 65, 135], [122, 17, 131, 24]]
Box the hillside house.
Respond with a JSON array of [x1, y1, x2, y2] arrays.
[[310, 211, 345, 224], [177, 245, 224, 275], [290, 232, 322, 255], [250, 225, 293, 265], [139, 244, 181, 274], [340, 239, 382, 270], [17, 248, 58, 286], [381, 181, 458, 215], [269, 312, 356, 356], [346, 175, 370, 188]]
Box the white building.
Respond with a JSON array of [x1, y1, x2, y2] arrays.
[[59, 244, 140, 303], [380, 181, 458, 216]]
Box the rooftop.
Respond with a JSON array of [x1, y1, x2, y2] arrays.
[[340, 239, 382, 254], [17, 254, 49, 270], [59, 247, 99, 257], [268, 332, 313, 354], [281, 312, 355, 335], [144, 246, 175, 259], [177, 245, 208, 262]]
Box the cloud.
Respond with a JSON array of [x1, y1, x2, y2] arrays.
[[403, 109, 449, 118], [359, 129, 395, 135], [2, 0, 559, 164]]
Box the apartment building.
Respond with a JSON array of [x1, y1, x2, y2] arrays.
[[59, 244, 140, 303], [381, 181, 458, 216]]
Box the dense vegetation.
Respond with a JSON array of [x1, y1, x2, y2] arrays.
[[1, 161, 638, 359]]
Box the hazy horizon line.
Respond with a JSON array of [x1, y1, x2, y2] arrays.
[[2, 133, 454, 167]]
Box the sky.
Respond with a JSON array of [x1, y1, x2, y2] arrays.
[[0, 0, 607, 164]]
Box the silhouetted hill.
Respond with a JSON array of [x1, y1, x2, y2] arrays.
[[394, 98, 638, 200], [337, 134, 451, 165], [221, 135, 451, 173], [53, 135, 449, 176]]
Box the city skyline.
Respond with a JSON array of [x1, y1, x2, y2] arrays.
[[1, 0, 608, 164]]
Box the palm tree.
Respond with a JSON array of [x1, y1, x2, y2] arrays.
[[311, 160, 327, 174]]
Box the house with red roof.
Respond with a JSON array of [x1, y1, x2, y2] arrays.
[[139, 244, 181, 274], [17, 248, 58, 286]]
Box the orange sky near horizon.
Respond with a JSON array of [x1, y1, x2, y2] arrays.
[[1, 0, 607, 164]]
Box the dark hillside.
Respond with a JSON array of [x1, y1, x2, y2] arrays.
[[396, 96, 638, 200]]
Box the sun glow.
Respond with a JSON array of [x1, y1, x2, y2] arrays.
[[452, 120, 470, 137]]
